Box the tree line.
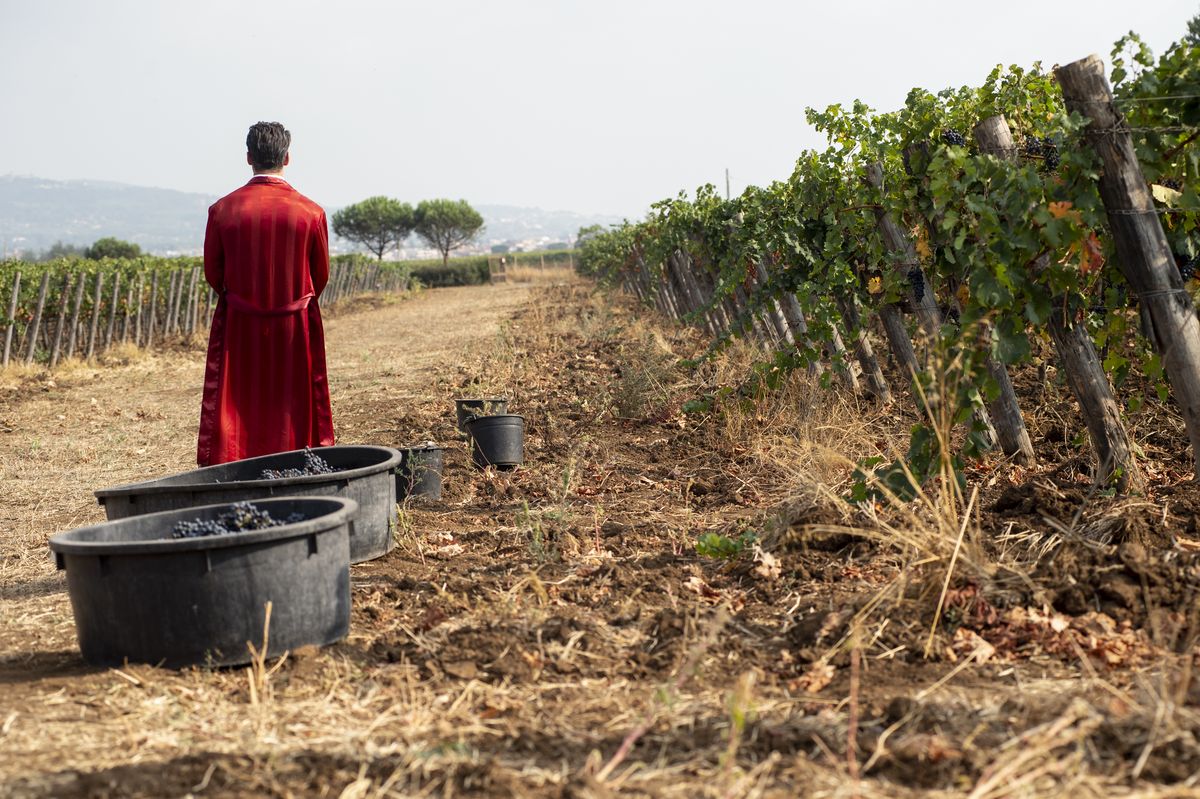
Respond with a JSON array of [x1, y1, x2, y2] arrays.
[[18, 237, 144, 262], [332, 197, 484, 266]]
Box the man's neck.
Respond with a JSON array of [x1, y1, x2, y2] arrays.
[[252, 170, 285, 178]]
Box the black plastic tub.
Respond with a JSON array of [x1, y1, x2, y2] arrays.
[[396, 444, 445, 501], [465, 414, 525, 469], [94, 445, 402, 564], [48, 496, 357, 669], [454, 397, 508, 432]]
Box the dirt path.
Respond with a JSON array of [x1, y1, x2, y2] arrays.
[[0, 280, 1197, 797], [0, 283, 532, 584]]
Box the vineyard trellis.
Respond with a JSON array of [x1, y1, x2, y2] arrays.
[[579, 27, 1200, 496], [0, 254, 414, 369]]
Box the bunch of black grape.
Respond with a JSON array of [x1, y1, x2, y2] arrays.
[[259, 448, 335, 480], [1176, 251, 1199, 282], [172, 501, 289, 539], [1020, 135, 1060, 171], [907, 267, 925, 303], [940, 129, 967, 147], [1161, 177, 1184, 191]]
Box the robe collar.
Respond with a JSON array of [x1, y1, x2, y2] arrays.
[[248, 174, 290, 186]]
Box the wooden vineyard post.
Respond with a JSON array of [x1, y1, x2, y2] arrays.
[[133, 273, 144, 345], [123, 279, 135, 343], [324, 263, 337, 303], [746, 262, 793, 346], [975, 113, 1133, 483], [24, 272, 51, 366], [1058, 54, 1200, 477], [836, 294, 891, 402], [49, 274, 73, 367], [105, 272, 121, 351], [634, 253, 665, 316], [2, 271, 20, 368], [627, 259, 650, 307], [877, 303, 919, 380], [179, 269, 192, 335], [65, 274, 86, 359], [175, 268, 187, 334], [145, 270, 159, 346], [903, 140, 1036, 464], [866, 161, 998, 448], [181, 268, 196, 336], [164, 269, 180, 337], [86, 272, 104, 360], [681, 250, 724, 333], [188, 267, 200, 335], [865, 163, 942, 341], [758, 259, 824, 377], [730, 282, 769, 345], [665, 252, 703, 325], [685, 250, 733, 335]]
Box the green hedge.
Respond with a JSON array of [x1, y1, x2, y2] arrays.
[[329, 249, 580, 288], [408, 257, 492, 287]]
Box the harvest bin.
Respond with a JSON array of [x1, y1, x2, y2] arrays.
[[94, 445, 402, 563], [48, 496, 357, 668], [465, 414, 525, 469], [395, 444, 445, 501]]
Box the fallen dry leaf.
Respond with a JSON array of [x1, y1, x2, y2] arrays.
[[752, 546, 781, 581]]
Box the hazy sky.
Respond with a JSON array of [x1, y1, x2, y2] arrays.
[[1, 1, 1194, 218]]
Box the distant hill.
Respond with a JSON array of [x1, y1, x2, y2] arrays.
[[0, 175, 626, 258], [0, 175, 215, 256]]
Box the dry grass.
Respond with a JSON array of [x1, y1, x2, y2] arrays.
[[503, 264, 577, 284], [1, 279, 1198, 797]]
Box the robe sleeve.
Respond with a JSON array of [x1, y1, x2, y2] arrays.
[[203, 205, 224, 291], [311, 211, 330, 296]]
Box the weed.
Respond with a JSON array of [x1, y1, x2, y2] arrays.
[[695, 530, 757, 559]]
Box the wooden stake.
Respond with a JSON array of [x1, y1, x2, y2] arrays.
[[837, 294, 891, 402], [976, 114, 1132, 479], [49, 274, 73, 367], [187, 267, 200, 334], [105, 272, 121, 351], [145, 270, 158, 346], [24, 272, 50, 366], [164, 269, 180, 336], [2, 271, 21, 368], [905, 138, 1036, 464], [86, 272, 104, 360], [1058, 54, 1200, 477], [133, 273, 143, 345], [65, 274, 86, 359], [866, 162, 998, 448]]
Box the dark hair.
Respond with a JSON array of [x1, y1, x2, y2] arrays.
[[246, 121, 291, 171]]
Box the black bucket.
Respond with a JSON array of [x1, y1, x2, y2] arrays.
[[465, 414, 525, 469], [48, 496, 356, 669], [454, 397, 508, 432], [395, 445, 445, 501], [94, 445, 401, 564]]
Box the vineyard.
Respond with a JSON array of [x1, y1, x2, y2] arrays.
[[6, 18, 1200, 799], [0, 255, 415, 368], [580, 36, 1200, 500], [0, 249, 580, 368]]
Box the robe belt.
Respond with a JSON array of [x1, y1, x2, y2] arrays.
[[225, 292, 314, 316]]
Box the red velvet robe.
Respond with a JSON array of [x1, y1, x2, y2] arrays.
[[196, 175, 335, 465]]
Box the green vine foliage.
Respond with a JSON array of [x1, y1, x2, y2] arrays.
[[577, 20, 1200, 503]]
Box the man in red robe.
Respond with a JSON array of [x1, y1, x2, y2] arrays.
[[196, 121, 335, 465]]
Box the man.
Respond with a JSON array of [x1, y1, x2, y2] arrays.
[[196, 121, 335, 466]]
